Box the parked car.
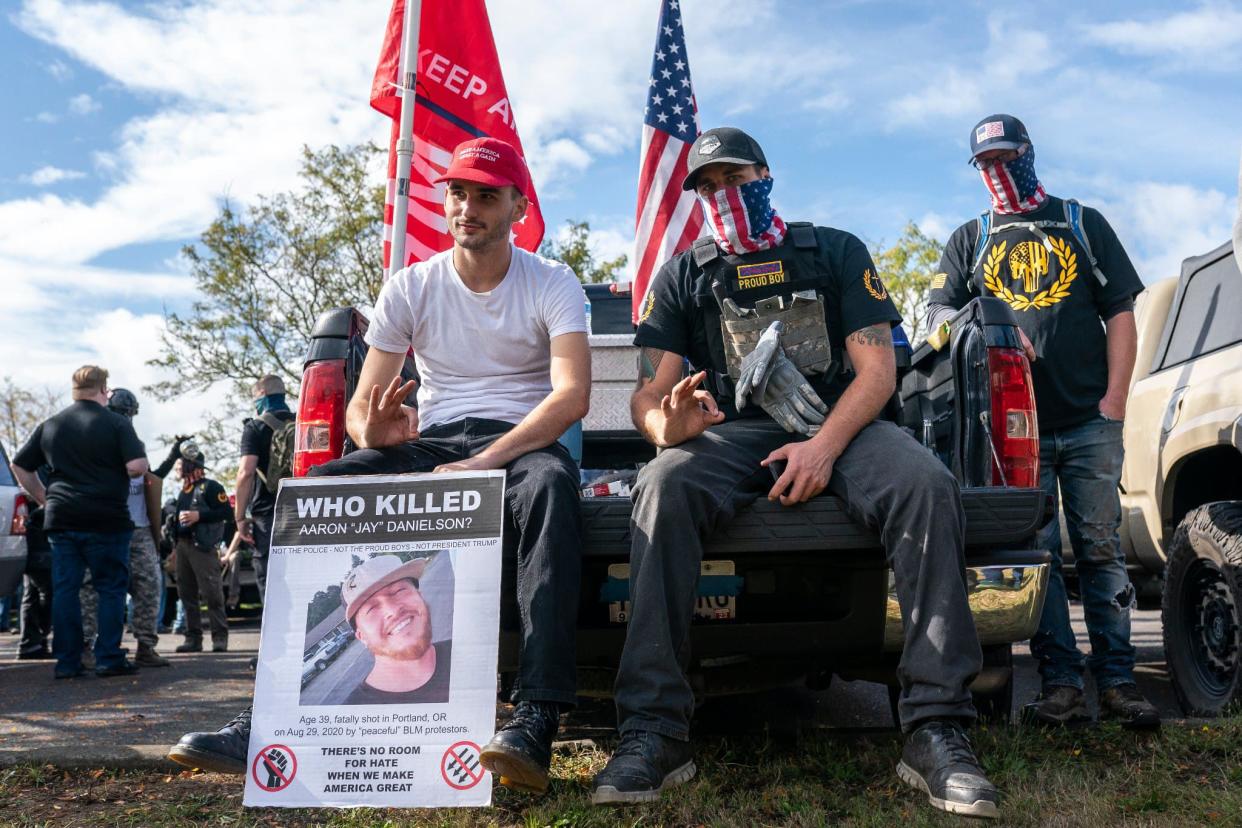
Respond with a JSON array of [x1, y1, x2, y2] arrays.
[[0, 443, 29, 596], [1118, 238, 1242, 715], [301, 629, 351, 686], [290, 285, 1053, 721]]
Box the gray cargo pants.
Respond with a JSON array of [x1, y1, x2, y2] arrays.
[[82, 530, 163, 648], [614, 418, 982, 739]]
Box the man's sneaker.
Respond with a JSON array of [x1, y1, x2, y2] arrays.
[[479, 701, 561, 793], [1021, 685, 1090, 726], [897, 719, 1000, 819], [176, 637, 203, 653], [1100, 684, 1161, 730], [96, 659, 140, 678], [135, 644, 171, 667], [168, 707, 252, 775], [591, 730, 696, 805]]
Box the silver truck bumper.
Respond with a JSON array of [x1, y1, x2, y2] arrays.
[[884, 562, 1051, 651]]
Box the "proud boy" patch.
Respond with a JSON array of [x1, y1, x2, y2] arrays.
[[735, 261, 786, 290]]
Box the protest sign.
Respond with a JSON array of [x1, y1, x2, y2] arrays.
[[243, 470, 505, 808]]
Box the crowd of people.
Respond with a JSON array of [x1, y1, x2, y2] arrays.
[[2, 368, 294, 676]]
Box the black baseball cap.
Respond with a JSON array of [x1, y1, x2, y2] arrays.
[[968, 114, 1031, 162], [682, 127, 769, 191]]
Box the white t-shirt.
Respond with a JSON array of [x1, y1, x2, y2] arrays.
[[365, 245, 587, 430]]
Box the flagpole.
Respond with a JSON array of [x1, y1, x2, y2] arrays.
[[389, 0, 421, 276]]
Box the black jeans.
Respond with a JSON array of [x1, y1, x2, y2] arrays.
[[20, 568, 53, 655], [309, 418, 583, 707], [614, 418, 982, 740], [251, 514, 272, 601]]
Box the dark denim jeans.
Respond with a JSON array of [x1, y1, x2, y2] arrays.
[[1031, 414, 1135, 691], [309, 418, 583, 707], [48, 529, 133, 674]]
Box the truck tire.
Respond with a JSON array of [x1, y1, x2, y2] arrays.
[[972, 644, 1014, 724], [1162, 502, 1242, 717]]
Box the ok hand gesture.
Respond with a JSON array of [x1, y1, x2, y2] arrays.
[[360, 376, 420, 449]]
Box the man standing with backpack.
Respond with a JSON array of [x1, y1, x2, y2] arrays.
[[926, 114, 1156, 729], [233, 375, 295, 601]]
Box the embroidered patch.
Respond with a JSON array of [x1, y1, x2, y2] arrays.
[[698, 135, 721, 155], [638, 290, 656, 324], [863, 269, 888, 301], [218, 491, 229, 503], [976, 121, 1005, 142], [735, 261, 786, 290], [930, 272, 948, 290]]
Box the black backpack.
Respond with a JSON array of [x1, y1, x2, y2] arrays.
[[257, 412, 296, 494]]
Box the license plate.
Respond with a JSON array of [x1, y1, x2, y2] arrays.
[[607, 561, 737, 623]]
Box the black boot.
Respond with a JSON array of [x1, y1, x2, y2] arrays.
[[168, 707, 252, 774], [1099, 683, 1161, 730], [175, 635, 203, 654], [591, 730, 696, 805], [479, 701, 561, 793], [1022, 684, 1090, 726], [897, 719, 1000, 819]]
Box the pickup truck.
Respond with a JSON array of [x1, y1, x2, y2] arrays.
[[1117, 238, 1242, 716], [291, 286, 1053, 722]]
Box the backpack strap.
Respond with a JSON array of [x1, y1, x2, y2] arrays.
[[1063, 199, 1108, 286], [968, 210, 993, 285], [257, 412, 284, 432]]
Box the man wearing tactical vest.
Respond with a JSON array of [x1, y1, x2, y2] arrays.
[[926, 114, 1155, 730], [233, 374, 296, 601], [171, 442, 232, 653], [591, 127, 1000, 819]]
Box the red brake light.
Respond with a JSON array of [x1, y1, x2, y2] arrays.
[[988, 347, 1039, 488], [293, 359, 347, 478], [11, 493, 28, 536]]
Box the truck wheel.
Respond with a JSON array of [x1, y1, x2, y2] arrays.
[[972, 644, 1014, 724], [1162, 502, 1242, 717], [315, 659, 328, 672]]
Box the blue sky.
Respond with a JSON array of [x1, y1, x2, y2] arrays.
[[1, 0, 1240, 457]]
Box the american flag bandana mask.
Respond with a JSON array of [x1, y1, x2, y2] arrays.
[[701, 177, 788, 255], [979, 146, 1047, 215]]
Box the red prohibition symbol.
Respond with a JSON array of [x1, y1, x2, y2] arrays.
[[252, 743, 298, 792], [441, 741, 484, 790]]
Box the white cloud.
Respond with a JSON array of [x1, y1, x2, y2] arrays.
[[46, 59, 72, 81], [67, 92, 99, 114], [1084, 4, 1242, 65], [887, 68, 983, 127], [804, 90, 850, 113], [33, 111, 58, 124], [23, 165, 86, 186]]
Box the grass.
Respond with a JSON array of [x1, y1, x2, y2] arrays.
[[1, 717, 1239, 827]]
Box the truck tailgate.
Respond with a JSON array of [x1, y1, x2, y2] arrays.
[[581, 486, 1045, 556]]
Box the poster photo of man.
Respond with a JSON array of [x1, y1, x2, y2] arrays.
[[300, 551, 455, 706]]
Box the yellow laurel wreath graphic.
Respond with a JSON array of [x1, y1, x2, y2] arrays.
[[863, 269, 888, 301], [982, 238, 1077, 311]]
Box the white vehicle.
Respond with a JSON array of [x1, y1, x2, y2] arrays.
[[0, 443, 29, 596]]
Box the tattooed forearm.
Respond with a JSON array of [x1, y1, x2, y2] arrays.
[[638, 347, 666, 384], [848, 325, 893, 347]]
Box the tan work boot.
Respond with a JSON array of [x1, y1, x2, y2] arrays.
[[136, 643, 171, 667]]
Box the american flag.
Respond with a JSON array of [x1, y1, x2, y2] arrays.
[[975, 120, 1005, 142], [632, 0, 704, 324], [981, 148, 1046, 215]]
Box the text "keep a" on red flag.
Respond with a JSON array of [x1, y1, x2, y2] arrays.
[[371, 0, 545, 275]]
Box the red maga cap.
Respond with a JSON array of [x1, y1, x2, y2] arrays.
[[434, 137, 531, 198]]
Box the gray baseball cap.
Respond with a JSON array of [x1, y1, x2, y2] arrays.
[[682, 127, 769, 191]]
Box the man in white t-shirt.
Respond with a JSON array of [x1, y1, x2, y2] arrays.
[[169, 137, 590, 793]]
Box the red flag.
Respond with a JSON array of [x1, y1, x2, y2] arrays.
[[632, 0, 704, 323], [371, 0, 544, 274]]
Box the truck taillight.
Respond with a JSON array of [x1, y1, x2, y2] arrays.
[[988, 347, 1039, 488], [294, 359, 347, 478], [10, 493, 28, 535]]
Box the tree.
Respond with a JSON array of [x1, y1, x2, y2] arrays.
[[871, 223, 945, 344], [0, 377, 62, 455], [145, 143, 386, 473], [539, 221, 628, 283]]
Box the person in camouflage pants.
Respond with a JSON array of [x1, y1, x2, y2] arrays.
[[80, 389, 172, 668]]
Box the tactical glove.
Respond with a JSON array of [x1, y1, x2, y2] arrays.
[[735, 321, 829, 435]]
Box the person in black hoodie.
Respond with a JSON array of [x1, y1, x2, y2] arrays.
[[169, 443, 231, 654]]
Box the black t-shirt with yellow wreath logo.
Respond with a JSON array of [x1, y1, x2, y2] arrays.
[[930, 196, 1143, 431]]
